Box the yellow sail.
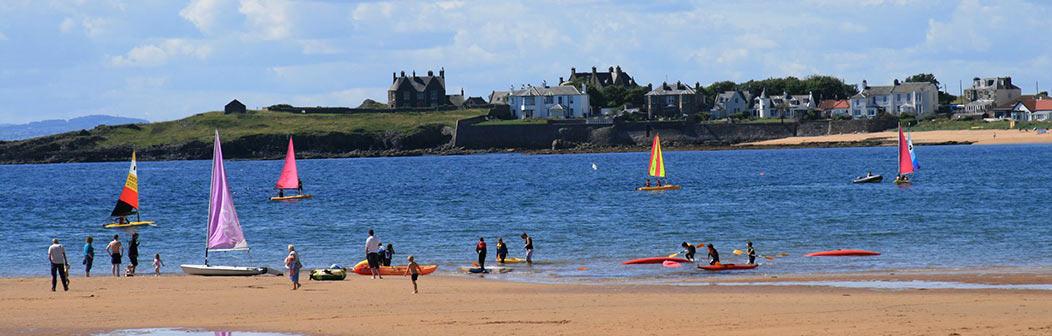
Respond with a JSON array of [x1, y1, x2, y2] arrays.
[[648, 134, 665, 177]]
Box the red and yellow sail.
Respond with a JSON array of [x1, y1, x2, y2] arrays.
[[110, 152, 139, 217], [648, 134, 665, 177]]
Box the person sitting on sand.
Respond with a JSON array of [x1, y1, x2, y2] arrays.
[[681, 242, 696, 262], [495, 238, 508, 263], [706, 243, 720, 265], [403, 255, 422, 294], [476, 237, 487, 273], [746, 241, 756, 265]]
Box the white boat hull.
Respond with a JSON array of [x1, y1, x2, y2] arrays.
[[180, 264, 265, 276]]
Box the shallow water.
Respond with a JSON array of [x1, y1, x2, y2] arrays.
[[3, 144, 1051, 280]]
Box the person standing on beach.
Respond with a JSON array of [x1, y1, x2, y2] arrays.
[[746, 241, 756, 265], [106, 234, 123, 277], [153, 253, 164, 276], [127, 233, 140, 276], [403, 255, 422, 294], [706, 243, 720, 265], [48, 239, 69, 292], [384, 243, 394, 267], [521, 232, 534, 265], [377, 242, 386, 267], [495, 238, 508, 264], [285, 245, 301, 290], [475, 237, 487, 273], [83, 236, 94, 277], [365, 229, 382, 279]]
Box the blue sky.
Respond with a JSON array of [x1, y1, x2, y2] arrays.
[[1, 0, 1050, 124]]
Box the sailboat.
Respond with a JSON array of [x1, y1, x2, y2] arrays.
[[104, 152, 155, 228], [636, 134, 681, 191], [268, 137, 312, 201], [893, 124, 917, 185], [181, 131, 266, 276]]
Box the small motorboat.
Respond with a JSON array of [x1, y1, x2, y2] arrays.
[[852, 174, 883, 183]]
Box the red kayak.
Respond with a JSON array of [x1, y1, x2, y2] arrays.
[[804, 249, 881, 257], [698, 263, 757, 271], [622, 257, 691, 265]]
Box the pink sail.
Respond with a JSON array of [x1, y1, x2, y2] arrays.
[[275, 137, 299, 189], [898, 124, 914, 175], [207, 131, 249, 251]]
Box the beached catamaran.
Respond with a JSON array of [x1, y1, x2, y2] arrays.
[[181, 131, 265, 276], [269, 137, 312, 201], [893, 124, 919, 185], [636, 134, 681, 191], [104, 152, 155, 228]]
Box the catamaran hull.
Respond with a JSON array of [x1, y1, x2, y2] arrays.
[[180, 264, 265, 276], [269, 194, 312, 201], [637, 185, 681, 191], [103, 221, 155, 228]]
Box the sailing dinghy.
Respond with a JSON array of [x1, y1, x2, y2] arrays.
[[269, 137, 312, 201], [636, 134, 681, 191], [104, 152, 155, 228], [181, 131, 266, 276], [893, 124, 918, 185]]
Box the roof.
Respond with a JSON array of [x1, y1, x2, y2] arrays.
[[566, 66, 638, 87], [389, 73, 446, 92], [645, 82, 696, 96], [994, 94, 1050, 110], [1018, 99, 1052, 112], [510, 85, 583, 97], [226, 99, 245, 107], [715, 91, 742, 100], [818, 99, 849, 110], [852, 82, 935, 98]]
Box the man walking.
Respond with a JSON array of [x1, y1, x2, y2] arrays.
[[521, 232, 534, 265], [365, 229, 382, 279], [48, 238, 69, 292]]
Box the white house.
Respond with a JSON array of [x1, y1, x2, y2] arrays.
[[710, 91, 751, 119], [1010, 99, 1052, 121], [507, 83, 590, 119], [753, 89, 815, 119], [849, 80, 938, 119]]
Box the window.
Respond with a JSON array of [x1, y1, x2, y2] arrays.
[[525, 97, 535, 105], [569, 96, 574, 104], [558, 96, 563, 104], [666, 96, 675, 105], [545, 96, 553, 104]]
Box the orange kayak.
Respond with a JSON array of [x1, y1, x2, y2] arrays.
[[804, 249, 880, 257], [352, 264, 438, 276]]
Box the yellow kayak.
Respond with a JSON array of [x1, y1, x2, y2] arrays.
[[269, 194, 313, 201], [103, 221, 155, 228], [636, 185, 681, 191], [496, 257, 527, 264]]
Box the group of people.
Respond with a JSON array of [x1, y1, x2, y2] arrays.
[[47, 233, 165, 291], [474, 233, 533, 273], [680, 241, 758, 265], [362, 229, 422, 294]]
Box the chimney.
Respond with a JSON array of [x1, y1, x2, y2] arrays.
[[440, 67, 444, 77], [591, 66, 597, 73], [974, 77, 981, 87], [1005, 77, 1012, 88], [616, 65, 621, 73], [392, 72, 396, 82], [676, 80, 681, 88], [608, 66, 614, 73], [648, 83, 653, 91], [542, 80, 547, 88], [412, 70, 416, 77], [428, 70, 433, 76], [559, 76, 564, 84], [400, 71, 405, 77], [862, 79, 868, 89], [696, 82, 701, 90], [893, 79, 900, 86], [461, 88, 464, 95], [571, 67, 576, 75]]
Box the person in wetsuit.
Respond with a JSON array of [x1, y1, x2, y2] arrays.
[[706, 243, 720, 265], [746, 241, 756, 265], [681, 242, 696, 262], [475, 237, 487, 273]]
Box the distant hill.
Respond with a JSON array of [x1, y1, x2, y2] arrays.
[[357, 99, 389, 109], [0, 115, 150, 140]]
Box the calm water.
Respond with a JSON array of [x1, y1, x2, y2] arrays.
[[3, 144, 1051, 281]]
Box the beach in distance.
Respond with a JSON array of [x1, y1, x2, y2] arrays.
[[3, 272, 1052, 335]]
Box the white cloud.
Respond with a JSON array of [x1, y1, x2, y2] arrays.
[[298, 39, 343, 55], [110, 39, 212, 67], [81, 17, 109, 37], [0, 32, 6, 40], [239, 0, 291, 40], [180, 0, 223, 34], [60, 17, 75, 33]]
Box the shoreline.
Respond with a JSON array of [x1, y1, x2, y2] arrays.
[[4, 270, 1051, 335]]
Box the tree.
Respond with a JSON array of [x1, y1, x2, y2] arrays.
[[904, 73, 939, 86]]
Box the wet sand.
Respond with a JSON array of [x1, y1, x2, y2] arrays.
[[742, 129, 1052, 146], [3, 271, 1051, 335]]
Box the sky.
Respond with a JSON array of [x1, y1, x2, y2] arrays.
[[1, 0, 1050, 124]]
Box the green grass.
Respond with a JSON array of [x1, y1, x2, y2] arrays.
[[93, 109, 487, 148], [908, 119, 1052, 131], [474, 119, 549, 126]]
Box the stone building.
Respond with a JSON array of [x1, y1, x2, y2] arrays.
[[561, 65, 638, 89], [962, 77, 1021, 116], [224, 99, 246, 114], [388, 68, 449, 108], [644, 81, 702, 119]]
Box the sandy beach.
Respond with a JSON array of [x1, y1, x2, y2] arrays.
[[742, 129, 1052, 146], [4, 271, 1051, 335]]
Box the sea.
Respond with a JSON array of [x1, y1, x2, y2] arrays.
[[3, 144, 1051, 283]]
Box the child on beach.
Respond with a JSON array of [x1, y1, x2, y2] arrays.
[[377, 243, 386, 267], [403, 255, 423, 294], [153, 253, 164, 276], [384, 243, 394, 267]]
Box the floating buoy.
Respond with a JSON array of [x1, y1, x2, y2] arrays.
[[760, 172, 765, 175], [577, 267, 587, 271]]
